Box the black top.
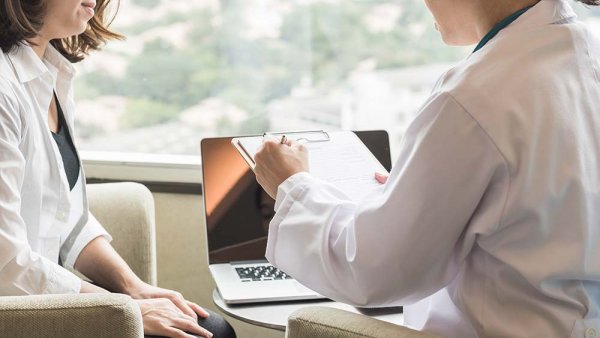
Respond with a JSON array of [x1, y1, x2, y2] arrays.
[[51, 93, 80, 191]]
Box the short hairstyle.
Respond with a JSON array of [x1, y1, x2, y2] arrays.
[[0, 0, 123, 63]]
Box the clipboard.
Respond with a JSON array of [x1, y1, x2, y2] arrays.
[[232, 130, 330, 170], [231, 130, 389, 202]]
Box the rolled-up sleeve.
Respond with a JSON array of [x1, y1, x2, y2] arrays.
[[0, 88, 81, 295], [62, 212, 112, 270], [6, 247, 83, 295]]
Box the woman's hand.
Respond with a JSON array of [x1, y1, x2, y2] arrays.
[[74, 237, 211, 336], [136, 298, 213, 338], [375, 172, 389, 184], [127, 282, 209, 321], [254, 138, 309, 199]]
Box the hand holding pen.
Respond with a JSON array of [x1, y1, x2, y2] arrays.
[[255, 135, 309, 199]]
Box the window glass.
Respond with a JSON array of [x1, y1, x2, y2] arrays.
[[74, 0, 600, 156]]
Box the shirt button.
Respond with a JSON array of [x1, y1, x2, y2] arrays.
[[586, 328, 597, 338]]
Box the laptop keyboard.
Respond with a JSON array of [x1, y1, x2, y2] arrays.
[[235, 265, 293, 282]]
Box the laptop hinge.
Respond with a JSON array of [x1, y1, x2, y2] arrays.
[[230, 259, 269, 265]]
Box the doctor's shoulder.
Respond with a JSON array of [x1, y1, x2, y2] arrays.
[[428, 25, 583, 118]]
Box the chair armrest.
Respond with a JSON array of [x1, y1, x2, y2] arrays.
[[0, 294, 143, 338], [87, 182, 157, 286], [287, 306, 443, 338]]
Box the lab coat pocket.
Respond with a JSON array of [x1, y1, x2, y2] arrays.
[[570, 318, 600, 338]]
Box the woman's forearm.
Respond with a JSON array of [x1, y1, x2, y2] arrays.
[[74, 236, 143, 294], [80, 280, 110, 293]]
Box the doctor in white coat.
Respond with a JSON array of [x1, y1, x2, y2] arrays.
[[254, 0, 600, 337]]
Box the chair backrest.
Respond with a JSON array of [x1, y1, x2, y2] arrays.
[[87, 182, 158, 286]]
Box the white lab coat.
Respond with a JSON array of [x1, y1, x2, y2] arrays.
[[266, 0, 600, 337], [0, 45, 111, 295]]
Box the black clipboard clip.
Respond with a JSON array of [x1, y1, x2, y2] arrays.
[[263, 130, 330, 143]]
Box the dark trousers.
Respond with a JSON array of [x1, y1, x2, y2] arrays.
[[145, 309, 236, 338]]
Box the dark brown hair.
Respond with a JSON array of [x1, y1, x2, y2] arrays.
[[577, 0, 600, 5], [0, 0, 123, 63]]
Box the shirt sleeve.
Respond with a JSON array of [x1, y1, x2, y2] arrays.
[[265, 92, 509, 307], [0, 86, 81, 295], [62, 212, 112, 270]]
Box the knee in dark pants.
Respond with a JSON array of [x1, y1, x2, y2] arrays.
[[196, 309, 236, 338], [145, 309, 236, 338]]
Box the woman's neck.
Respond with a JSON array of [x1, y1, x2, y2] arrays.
[[28, 36, 49, 59]]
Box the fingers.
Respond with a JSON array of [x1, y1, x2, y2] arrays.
[[261, 136, 296, 149], [291, 141, 306, 152], [374, 172, 389, 184], [258, 138, 302, 157], [161, 327, 195, 338], [187, 301, 210, 318], [256, 139, 279, 160], [262, 138, 280, 148], [171, 317, 213, 338], [163, 326, 212, 338], [264, 138, 290, 150], [135, 287, 200, 322], [139, 299, 213, 338], [255, 135, 310, 199], [167, 292, 198, 321]]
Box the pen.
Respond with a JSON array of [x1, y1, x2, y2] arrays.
[[280, 135, 287, 144]]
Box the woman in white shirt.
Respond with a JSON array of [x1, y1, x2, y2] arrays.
[[254, 0, 600, 337], [0, 1, 235, 337]]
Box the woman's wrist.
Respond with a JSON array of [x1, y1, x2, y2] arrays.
[[75, 236, 146, 295], [116, 274, 145, 295]]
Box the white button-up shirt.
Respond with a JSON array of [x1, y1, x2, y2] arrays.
[[0, 44, 111, 295], [266, 1, 600, 337]]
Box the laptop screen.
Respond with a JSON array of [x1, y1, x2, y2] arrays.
[[201, 131, 392, 264]]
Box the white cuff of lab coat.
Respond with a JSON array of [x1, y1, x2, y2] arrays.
[[268, 172, 314, 265], [63, 212, 113, 270], [274, 171, 313, 211], [47, 263, 82, 294]]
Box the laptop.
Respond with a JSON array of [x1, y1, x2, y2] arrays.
[[200, 130, 392, 304]]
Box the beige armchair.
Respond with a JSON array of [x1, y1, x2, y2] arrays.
[[0, 182, 156, 338], [287, 306, 444, 338]]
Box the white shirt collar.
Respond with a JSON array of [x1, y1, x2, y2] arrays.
[[510, 0, 577, 30], [7, 43, 76, 84]]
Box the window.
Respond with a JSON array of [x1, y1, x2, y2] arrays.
[[74, 0, 600, 157]]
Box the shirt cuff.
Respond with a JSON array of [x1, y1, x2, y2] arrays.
[[267, 172, 314, 265], [63, 212, 113, 270], [274, 172, 313, 211], [46, 264, 82, 294]]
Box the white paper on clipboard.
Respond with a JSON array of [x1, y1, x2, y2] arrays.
[[231, 131, 388, 202]]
